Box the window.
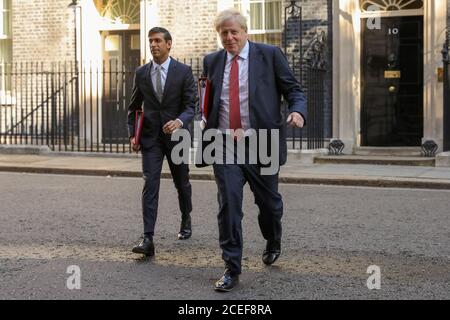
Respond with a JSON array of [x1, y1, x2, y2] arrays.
[[0, 0, 11, 61], [105, 35, 120, 51], [360, 0, 423, 12], [93, 0, 140, 25], [234, 0, 282, 46], [1, 0, 12, 92]]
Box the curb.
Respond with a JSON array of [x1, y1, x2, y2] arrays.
[[0, 166, 141, 178], [2, 166, 450, 190], [278, 175, 450, 190], [314, 156, 435, 167]]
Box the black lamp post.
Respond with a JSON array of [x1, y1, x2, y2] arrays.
[[68, 0, 81, 136], [68, 0, 81, 65], [443, 31, 450, 152]]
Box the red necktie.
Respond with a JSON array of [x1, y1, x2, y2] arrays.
[[229, 55, 242, 131]]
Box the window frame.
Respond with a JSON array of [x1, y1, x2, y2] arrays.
[[233, 0, 282, 43], [0, 0, 11, 39], [93, 0, 141, 26], [359, 0, 424, 17], [360, 0, 423, 12], [1, 0, 12, 94]]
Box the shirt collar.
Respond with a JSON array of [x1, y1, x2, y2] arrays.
[[152, 56, 171, 71], [227, 41, 249, 62]]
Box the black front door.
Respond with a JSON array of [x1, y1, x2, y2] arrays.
[[101, 30, 140, 144], [361, 16, 423, 146]]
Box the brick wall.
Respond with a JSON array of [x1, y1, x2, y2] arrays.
[[157, 0, 219, 60], [12, 0, 75, 65]]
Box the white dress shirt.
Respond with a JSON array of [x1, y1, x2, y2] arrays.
[[218, 41, 250, 133]]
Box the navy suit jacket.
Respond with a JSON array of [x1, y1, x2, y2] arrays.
[[198, 41, 307, 167], [127, 58, 196, 149]]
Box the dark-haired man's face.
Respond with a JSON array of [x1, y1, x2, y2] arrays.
[[149, 32, 172, 63]]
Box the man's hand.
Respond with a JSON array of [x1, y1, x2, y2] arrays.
[[286, 112, 305, 128], [130, 137, 141, 153], [163, 119, 182, 135]]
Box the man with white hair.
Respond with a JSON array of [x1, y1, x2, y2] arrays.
[[197, 9, 307, 291]]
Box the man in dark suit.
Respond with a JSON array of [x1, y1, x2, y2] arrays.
[[198, 9, 307, 291], [128, 27, 196, 257]]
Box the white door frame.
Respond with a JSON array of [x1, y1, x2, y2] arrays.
[[332, 0, 447, 153]]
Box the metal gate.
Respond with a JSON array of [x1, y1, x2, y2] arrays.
[[283, 0, 327, 150]]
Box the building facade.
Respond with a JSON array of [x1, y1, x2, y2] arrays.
[[0, 0, 449, 154]]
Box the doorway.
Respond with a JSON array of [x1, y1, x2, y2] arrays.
[[101, 30, 140, 144], [361, 16, 423, 146]]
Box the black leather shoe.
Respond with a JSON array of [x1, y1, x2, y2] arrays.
[[214, 269, 239, 292], [132, 235, 155, 256], [177, 214, 192, 240], [262, 240, 281, 265]]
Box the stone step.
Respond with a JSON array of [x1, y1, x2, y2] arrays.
[[353, 147, 423, 157], [314, 155, 435, 167]]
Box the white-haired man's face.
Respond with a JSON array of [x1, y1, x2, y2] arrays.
[[218, 19, 248, 56]]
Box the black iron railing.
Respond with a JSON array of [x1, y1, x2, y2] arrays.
[[0, 62, 80, 149], [1, 52, 326, 154], [0, 59, 202, 153], [283, 0, 327, 150]]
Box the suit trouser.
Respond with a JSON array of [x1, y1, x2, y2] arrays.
[[213, 162, 283, 275], [141, 140, 192, 236]]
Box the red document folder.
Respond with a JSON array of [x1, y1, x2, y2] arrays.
[[134, 110, 144, 145], [198, 77, 211, 127]]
